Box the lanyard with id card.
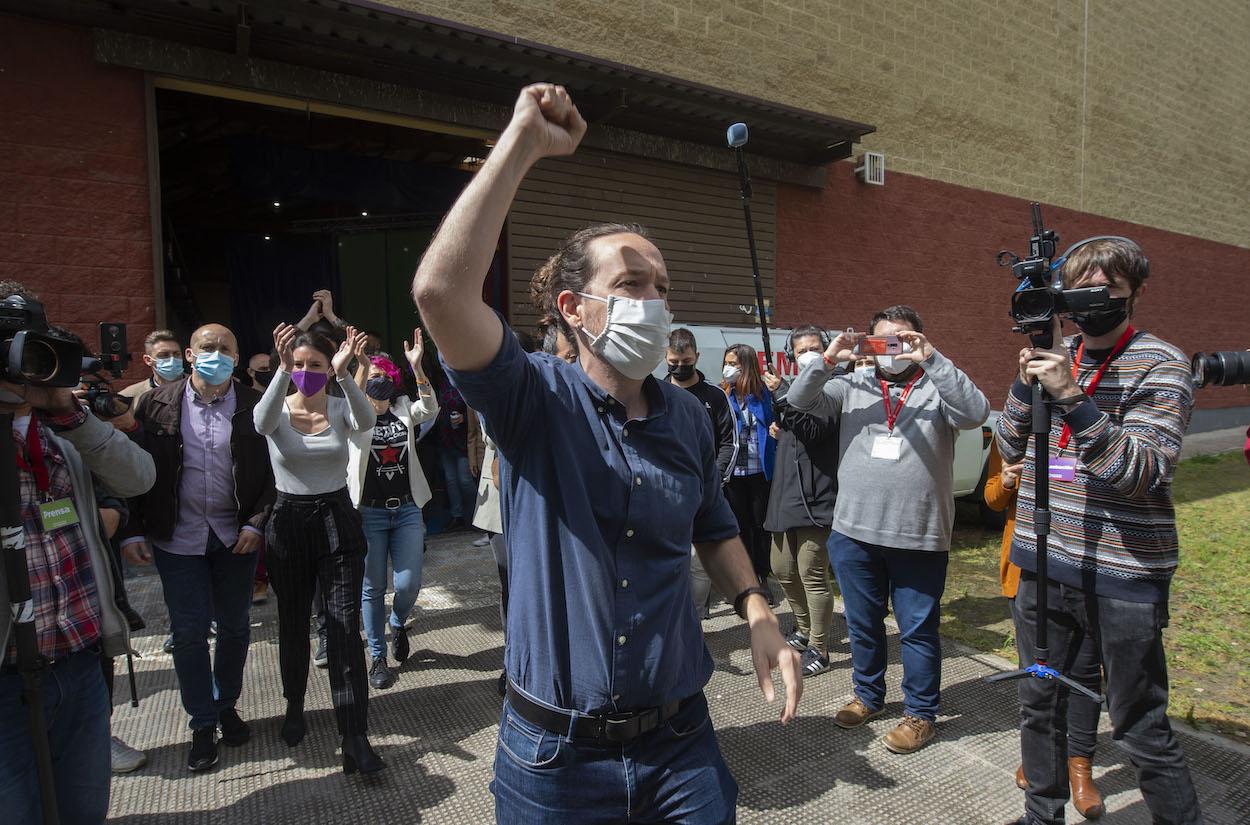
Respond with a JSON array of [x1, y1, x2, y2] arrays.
[[15, 416, 81, 532], [871, 372, 922, 461], [1050, 327, 1135, 483]]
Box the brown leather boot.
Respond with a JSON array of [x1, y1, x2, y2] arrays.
[[1068, 756, 1105, 819], [1015, 763, 1027, 790]]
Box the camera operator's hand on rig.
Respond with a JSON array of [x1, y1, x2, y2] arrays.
[[1021, 317, 1080, 398]]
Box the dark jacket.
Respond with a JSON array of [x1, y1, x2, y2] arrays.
[[667, 371, 737, 484], [764, 377, 840, 532], [124, 378, 275, 543]]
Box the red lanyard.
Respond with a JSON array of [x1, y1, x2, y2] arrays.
[[1056, 326, 1135, 451], [880, 372, 923, 434], [14, 415, 50, 495]]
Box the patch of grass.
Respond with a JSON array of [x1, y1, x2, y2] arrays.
[[942, 450, 1250, 742]]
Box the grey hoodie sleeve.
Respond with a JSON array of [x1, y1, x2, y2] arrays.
[[785, 358, 848, 420], [923, 350, 990, 430], [58, 413, 156, 498]]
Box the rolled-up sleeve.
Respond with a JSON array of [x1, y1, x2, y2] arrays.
[[441, 319, 542, 454]]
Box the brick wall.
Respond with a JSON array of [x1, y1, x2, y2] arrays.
[[379, 0, 1250, 249], [775, 161, 1249, 411], [0, 15, 152, 376]]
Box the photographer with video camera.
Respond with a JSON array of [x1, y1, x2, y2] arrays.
[[0, 280, 156, 824], [996, 237, 1203, 825]]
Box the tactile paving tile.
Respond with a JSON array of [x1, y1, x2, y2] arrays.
[[107, 533, 1250, 824]]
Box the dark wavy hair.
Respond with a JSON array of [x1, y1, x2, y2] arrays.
[[530, 222, 652, 340]]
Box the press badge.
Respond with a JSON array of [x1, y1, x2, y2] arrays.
[[38, 498, 81, 531], [1048, 457, 1077, 482], [871, 435, 902, 461]]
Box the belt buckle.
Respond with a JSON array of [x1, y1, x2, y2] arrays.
[[600, 710, 649, 742], [384, 497, 403, 510]]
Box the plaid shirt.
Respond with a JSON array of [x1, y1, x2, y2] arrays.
[[6, 414, 101, 664]]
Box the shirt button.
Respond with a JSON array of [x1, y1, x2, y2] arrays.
[[617, 635, 627, 646], [597, 406, 605, 413], [625, 528, 635, 538], [622, 428, 629, 438], [634, 477, 642, 486], [612, 693, 621, 702], [621, 579, 629, 588]]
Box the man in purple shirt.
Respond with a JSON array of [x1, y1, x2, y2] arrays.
[[122, 324, 275, 772]]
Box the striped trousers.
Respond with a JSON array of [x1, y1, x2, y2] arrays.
[[265, 488, 369, 736]]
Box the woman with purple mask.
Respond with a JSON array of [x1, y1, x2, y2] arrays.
[[346, 333, 439, 691], [254, 323, 383, 775]]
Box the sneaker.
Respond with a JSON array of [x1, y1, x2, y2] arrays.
[[882, 715, 936, 754], [252, 581, 269, 604], [187, 727, 218, 772], [110, 736, 147, 774], [218, 708, 250, 746], [392, 624, 410, 664], [369, 656, 396, 690], [313, 636, 329, 668], [833, 696, 884, 729], [784, 630, 810, 651], [162, 634, 174, 654], [800, 647, 832, 678], [472, 533, 491, 548]]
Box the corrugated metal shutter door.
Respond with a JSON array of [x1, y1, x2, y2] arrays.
[[508, 149, 775, 331]]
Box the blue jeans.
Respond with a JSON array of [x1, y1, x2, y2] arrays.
[[361, 503, 426, 659], [827, 530, 948, 721], [492, 692, 737, 824], [0, 649, 111, 825], [153, 531, 258, 731], [1013, 572, 1202, 825], [439, 448, 477, 521]]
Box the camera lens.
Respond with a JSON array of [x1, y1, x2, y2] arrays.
[[1012, 288, 1055, 323], [19, 338, 60, 383], [1191, 351, 1250, 388]]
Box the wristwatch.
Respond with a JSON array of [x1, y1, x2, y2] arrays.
[[733, 586, 772, 620]]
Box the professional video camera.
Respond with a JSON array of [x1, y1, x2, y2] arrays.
[[997, 203, 1116, 348], [0, 294, 85, 387], [1191, 350, 1250, 388]]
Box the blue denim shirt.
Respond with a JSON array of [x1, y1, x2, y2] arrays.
[[443, 325, 739, 714]]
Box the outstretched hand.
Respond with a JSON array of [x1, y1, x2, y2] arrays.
[[332, 326, 365, 378], [403, 328, 426, 372], [272, 323, 298, 372], [509, 83, 588, 164], [824, 331, 858, 364]]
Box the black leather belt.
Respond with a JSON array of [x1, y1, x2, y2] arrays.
[[505, 682, 698, 743], [361, 494, 413, 510]]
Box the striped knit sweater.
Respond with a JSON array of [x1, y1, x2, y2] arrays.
[[995, 330, 1193, 603]]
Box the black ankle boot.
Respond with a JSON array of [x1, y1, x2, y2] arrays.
[[341, 735, 385, 775], [281, 701, 305, 747]]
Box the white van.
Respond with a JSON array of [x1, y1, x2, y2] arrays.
[[663, 323, 1001, 526]]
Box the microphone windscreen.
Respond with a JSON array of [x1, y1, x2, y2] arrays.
[[726, 122, 749, 148]]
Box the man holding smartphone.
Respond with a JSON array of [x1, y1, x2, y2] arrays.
[[787, 305, 989, 754]]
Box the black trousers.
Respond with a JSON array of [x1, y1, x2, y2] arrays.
[[726, 473, 772, 579], [1012, 572, 1202, 825], [266, 488, 369, 736]]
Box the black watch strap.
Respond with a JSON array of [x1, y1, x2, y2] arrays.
[[733, 586, 772, 620]]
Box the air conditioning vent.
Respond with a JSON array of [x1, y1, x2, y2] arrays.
[[855, 151, 885, 186]]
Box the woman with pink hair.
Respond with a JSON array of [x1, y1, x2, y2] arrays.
[[346, 331, 439, 690]]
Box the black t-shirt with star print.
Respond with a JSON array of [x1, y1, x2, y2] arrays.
[[363, 411, 410, 503]]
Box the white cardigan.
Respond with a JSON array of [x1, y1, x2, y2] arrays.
[[347, 388, 439, 508]]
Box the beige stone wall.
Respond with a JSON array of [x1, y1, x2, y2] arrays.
[[376, 0, 1250, 248]]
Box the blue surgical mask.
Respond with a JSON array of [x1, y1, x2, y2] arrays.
[[192, 351, 235, 386], [153, 356, 184, 382]]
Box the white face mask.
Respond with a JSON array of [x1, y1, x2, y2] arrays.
[[576, 293, 673, 381], [856, 365, 875, 377], [876, 355, 912, 376], [795, 351, 822, 370], [722, 364, 742, 382]]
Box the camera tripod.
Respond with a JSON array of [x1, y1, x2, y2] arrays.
[[2, 410, 61, 825]]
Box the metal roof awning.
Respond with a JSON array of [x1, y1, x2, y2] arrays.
[[3, 0, 875, 174]]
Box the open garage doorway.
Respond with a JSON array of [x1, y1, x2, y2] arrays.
[[153, 81, 504, 364]]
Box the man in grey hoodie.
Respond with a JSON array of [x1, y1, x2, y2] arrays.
[[787, 305, 989, 754]]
